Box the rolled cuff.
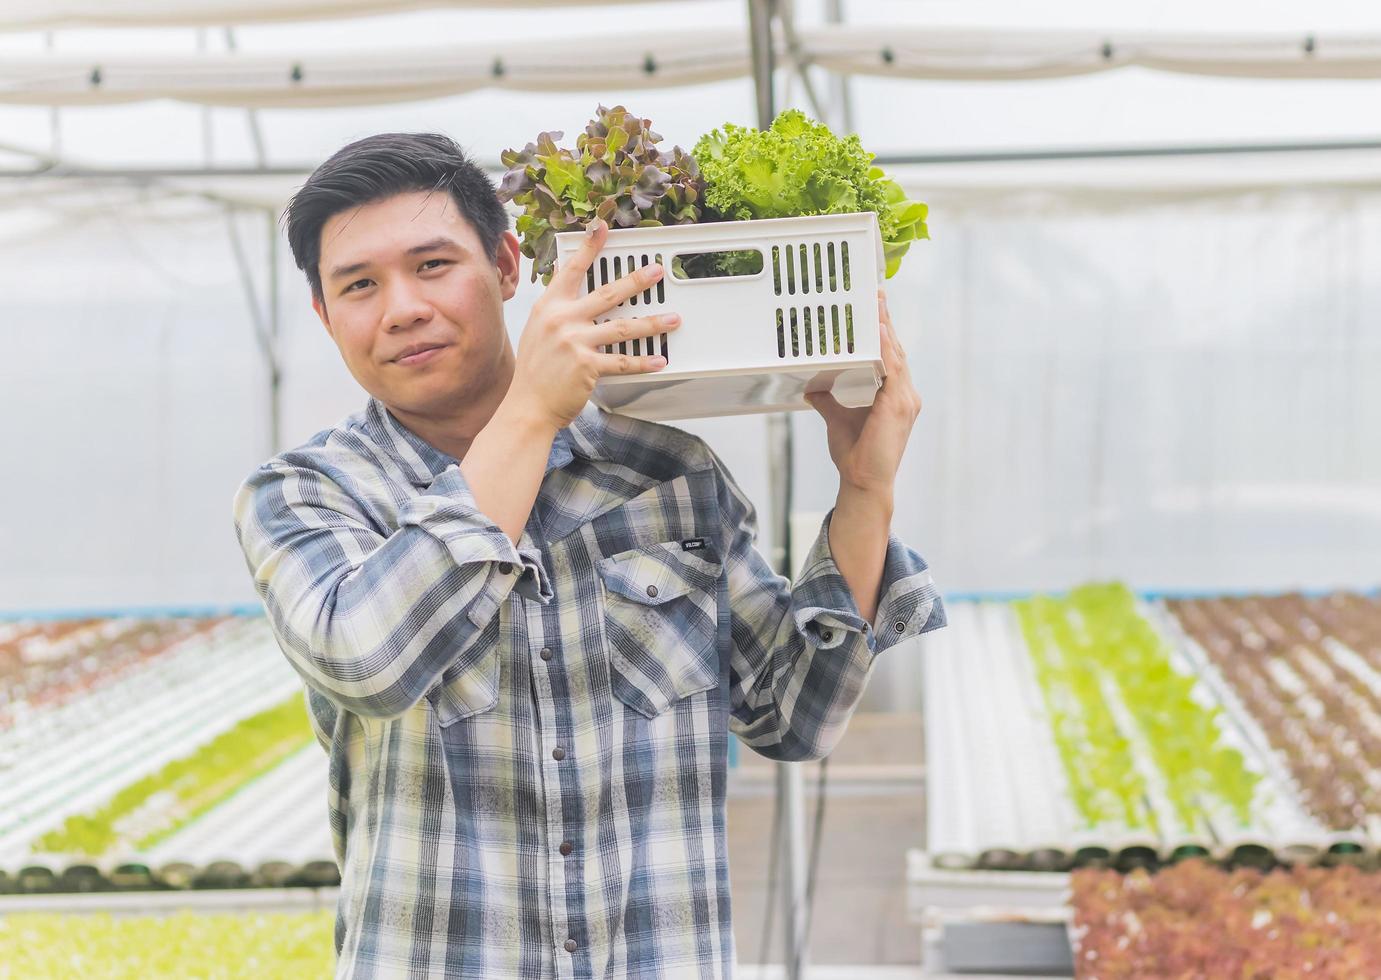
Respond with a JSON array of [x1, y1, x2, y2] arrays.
[[790, 508, 946, 654], [398, 463, 553, 609]]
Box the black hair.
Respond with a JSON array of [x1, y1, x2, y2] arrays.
[[282, 132, 508, 308]]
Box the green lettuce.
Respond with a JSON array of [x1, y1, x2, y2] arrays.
[[498, 105, 704, 283], [692, 109, 928, 278]]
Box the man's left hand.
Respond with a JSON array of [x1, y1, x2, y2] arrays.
[[805, 288, 922, 498]]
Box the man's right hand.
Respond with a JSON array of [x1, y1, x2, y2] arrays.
[[508, 218, 681, 430]]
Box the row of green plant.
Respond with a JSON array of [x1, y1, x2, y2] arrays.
[[0, 911, 334, 979], [35, 694, 314, 856], [1015, 583, 1259, 833], [1016, 588, 1152, 830]]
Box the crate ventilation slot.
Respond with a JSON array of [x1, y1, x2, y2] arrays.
[[772, 241, 851, 296], [588, 251, 670, 363], [776, 303, 854, 359]]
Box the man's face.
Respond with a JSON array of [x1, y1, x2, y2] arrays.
[[312, 189, 520, 417]]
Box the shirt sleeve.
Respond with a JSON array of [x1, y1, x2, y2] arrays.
[[710, 450, 946, 762], [232, 459, 548, 719]]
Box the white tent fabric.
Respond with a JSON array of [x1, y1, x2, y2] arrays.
[[0, 34, 754, 107], [801, 27, 1381, 82], [0, 0, 674, 31], [6, 28, 1381, 108], [9, 0, 1381, 37]]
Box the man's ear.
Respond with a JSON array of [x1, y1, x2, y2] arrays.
[[312, 291, 332, 338], [496, 231, 522, 301]]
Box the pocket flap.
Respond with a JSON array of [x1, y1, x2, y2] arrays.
[[597, 539, 723, 606], [426, 618, 501, 726]]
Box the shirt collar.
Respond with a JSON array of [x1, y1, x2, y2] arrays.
[[366, 397, 612, 488]]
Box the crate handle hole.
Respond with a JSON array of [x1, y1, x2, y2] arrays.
[[669, 248, 765, 281]]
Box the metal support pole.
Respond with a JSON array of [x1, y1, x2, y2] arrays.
[[223, 26, 278, 454], [223, 28, 269, 165], [225, 206, 281, 455], [44, 32, 60, 159], [748, 2, 810, 977], [824, 0, 856, 134], [197, 29, 214, 164], [778, 719, 809, 978], [266, 207, 282, 454], [778, 0, 829, 125]]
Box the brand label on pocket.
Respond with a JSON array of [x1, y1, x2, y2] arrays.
[[681, 537, 706, 552]]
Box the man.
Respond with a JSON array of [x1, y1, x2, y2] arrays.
[[232, 132, 944, 979]]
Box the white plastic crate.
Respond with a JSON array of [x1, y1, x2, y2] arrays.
[[553, 212, 885, 421]]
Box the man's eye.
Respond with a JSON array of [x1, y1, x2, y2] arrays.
[[345, 279, 371, 293], [420, 259, 447, 270]]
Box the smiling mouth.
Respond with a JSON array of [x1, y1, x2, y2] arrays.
[[393, 345, 447, 363]]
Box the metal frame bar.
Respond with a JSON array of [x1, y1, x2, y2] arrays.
[[872, 136, 1381, 166], [747, 3, 810, 978], [823, 0, 854, 135], [13, 133, 1381, 183], [223, 204, 283, 453], [776, 0, 828, 125]]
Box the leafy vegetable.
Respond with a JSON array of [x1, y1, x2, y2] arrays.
[[1017, 590, 1151, 830], [1071, 861, 1381, 978], [692, 109, 928, 278], [498, 104, 704, 283], [1016, 583, 1259, 833], [0, 911, 335, 979], [1169, 592, 1381, 830], [34, 694, 314, 856]]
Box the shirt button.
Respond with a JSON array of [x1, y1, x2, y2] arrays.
[[539, 647, 553, 661], [552, 746, 566, 761], [564, 939, 577, 953], [498, 561, 513, 575], [559, 841, 573, 856], [821, 629, 833, 642], [894, 620, 906, 633], [646, 584, 659, 598]]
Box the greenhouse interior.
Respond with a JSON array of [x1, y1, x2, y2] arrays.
[[3, 0, 1381, 977]]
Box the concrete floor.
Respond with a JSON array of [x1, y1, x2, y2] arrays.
[[726, 712, 925, 968]]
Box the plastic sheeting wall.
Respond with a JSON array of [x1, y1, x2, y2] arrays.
[[0, 196, 272, 610], [866, 186, 1381, 594], [1, 183, 1378, 611]]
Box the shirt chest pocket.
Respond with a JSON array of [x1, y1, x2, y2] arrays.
[[426, 616, 501, 726], [596, 540, 723, 719]]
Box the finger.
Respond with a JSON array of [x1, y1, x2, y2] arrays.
[[880, 311, 912, 386], [574, 260, 665, 319], [592, 349, 669, 377], [584, 312, 681, 349], [878, 287, 893, 328], [806, 390, 870, 436], [804, 389, 847, 426], [885, 314, 908, 363], [891, 319, 908, 361], [879, 290, 906, 359], [877, 310, 903, 383], [877, 315, 922, 415], [548, 218, 609, 295]]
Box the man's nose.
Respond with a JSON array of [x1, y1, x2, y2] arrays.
[[382, 281, 433, 328]]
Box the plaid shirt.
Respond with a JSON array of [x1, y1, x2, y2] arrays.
[[232, 397, 944, 979]]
